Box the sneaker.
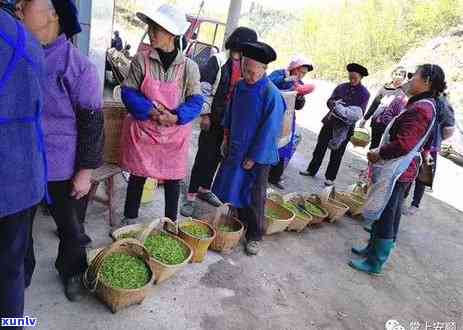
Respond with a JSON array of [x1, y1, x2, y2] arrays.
[[403, 206, 419, 216], [180, 200, 196, 217], [245, 240, 260, 256], [299, 170, 315, 177], [324, 180, 334, 186], [197, 191, 222, 207], [64, 275, 86, 302]]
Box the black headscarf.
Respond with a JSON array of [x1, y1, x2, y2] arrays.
[[51, 0, 81, 39]]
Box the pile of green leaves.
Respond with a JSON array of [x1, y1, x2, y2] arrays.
[[284, 202, 311, 220], [265, 207, 281, 219], [100, 253, 150, 289], [218, 224, 235, 233], [144, 233, 189, 265], [181, 223, 211, 239], [304, 202, 325, 217], [353, 131, 369, 142]]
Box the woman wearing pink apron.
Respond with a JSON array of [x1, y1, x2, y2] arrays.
[[119, 5, 203, 225]]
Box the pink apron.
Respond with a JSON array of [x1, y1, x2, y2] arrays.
[[120, 51, 192, 180]]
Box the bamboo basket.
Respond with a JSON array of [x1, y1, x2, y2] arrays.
[[282, 193, 313, 232], [111, 223, 146, 241], [334, 192, 366, 216], [265, 194, 295, 235], [350, 128, 371, 148], [319, 187, 350, 223], [103, 101, 127, 164], [137, 218, 193, 284], [303, 195, 329, 225], [179, 219, 216, 263], [83, 239, 155, 313], [209, 204, 244, 254]]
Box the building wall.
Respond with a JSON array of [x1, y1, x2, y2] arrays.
[[75, 0, 114, 92]]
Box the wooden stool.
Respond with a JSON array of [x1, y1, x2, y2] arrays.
[[88, 163, 121, 226]]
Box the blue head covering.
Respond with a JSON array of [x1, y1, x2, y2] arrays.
[[51, 0, 81, 39]]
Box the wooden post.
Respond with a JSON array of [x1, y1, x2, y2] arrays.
[[223, 0, 243, 50]]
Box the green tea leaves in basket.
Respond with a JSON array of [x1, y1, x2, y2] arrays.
[[144, 233, 189, 265], [100, 253, 151, 289]]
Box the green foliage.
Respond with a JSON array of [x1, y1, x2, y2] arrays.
[[284, 0, 463, 81]]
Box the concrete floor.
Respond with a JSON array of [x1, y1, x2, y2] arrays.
[[24, 120, 463, 330]]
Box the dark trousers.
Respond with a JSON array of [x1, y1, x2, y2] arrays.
[[188, 125, 224, 193], [237, 165, 270, 241], [124, 175, 181, 221], [40, 181, 90, 279], [306, 124, 349, 181], [372, 181, 409, 240], [370, 123, 386, 150], [268, 159, 285, 184], [0, 206, 36, 325], [411, 181, 426, 208]]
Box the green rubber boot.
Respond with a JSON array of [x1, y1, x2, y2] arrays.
[[351, 231, 374, 257], [348, 239, 394, 276]]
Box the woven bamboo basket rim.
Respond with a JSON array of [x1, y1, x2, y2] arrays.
[[214, 216, 244, 234], [179, 219, 217, 241], [265, 198, 295, 222], [84, 238, 155, 293], [283, 199, 313, 222], [211, 204, 245, 234], [111, 224, 146, 241], [138, 218, 193, 267]]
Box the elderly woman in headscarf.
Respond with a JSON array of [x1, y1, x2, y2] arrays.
[[19, 0, 104, 301], [350, 64, 446, 276], [359, 66, 409, 149], [267, 57, 315, 189], [120, 5, 203, 225]]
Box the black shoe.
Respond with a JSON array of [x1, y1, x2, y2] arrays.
[[299, 170, 315, 177], [64, 275, 86, 302]]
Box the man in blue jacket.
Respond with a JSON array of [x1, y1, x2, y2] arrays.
[[0, 0, 46, 325]]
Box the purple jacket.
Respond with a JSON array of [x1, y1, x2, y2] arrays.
[[42, 35, 103, 181], [323, 82, 370, 125]]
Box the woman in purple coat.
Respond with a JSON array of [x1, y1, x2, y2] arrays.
[[20, 0, 104, 301]]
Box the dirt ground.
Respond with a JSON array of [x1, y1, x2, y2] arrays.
[[24, 82, 463, 330]]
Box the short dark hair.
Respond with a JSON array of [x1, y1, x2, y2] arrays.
[[417, 64, 447, 97]]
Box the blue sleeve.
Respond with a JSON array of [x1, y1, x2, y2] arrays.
[[176, 94, 204, 125], [248, 87, 286, 164], [268, 70, 287, 89], [121, 86, 154, 121]]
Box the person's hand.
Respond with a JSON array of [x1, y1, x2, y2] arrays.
[[150, 109, 160, 122], [157, 105, 178, 127], [367, 150, 381, 164], [359, 119, 366, 128], [242, 159, 255, 170], [200, 115, 211, 131], [71, 169, 93, 200]]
